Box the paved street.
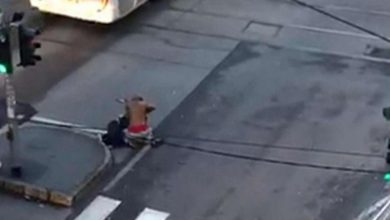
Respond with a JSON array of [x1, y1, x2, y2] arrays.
[[2, 0, 390, 219], [106, 42, 389, 220]]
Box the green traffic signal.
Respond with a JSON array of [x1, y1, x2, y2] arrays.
[[0, 64, 7, 74], [384, 173, 390, 181], [0, 27, 12, 75]]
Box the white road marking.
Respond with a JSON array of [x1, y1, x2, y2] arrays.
[[135, 208, 170, 220], [285, 24, 377, 40], [30, 116, 106, 134], [356, 194, 390, 220], [373, 196, 390, 220], [31, 116, 86, 128], [74, 196, 121, 220], [103, 145, 152, 192], [381, 209, 390, 220]]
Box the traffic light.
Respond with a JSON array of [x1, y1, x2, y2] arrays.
[[0, 27, 13, 75], [18, 25, 41, 67], [385, 173, 390, 182]]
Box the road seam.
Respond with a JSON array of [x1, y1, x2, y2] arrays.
[[144, 24, 390, 64], [38, 36, 212, 70], [166, 5, 384, 40]]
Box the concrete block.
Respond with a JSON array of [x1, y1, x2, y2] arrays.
[[24, 185, 49, 202], [49, 191, 73, 207], [3, 180, 24, 195]]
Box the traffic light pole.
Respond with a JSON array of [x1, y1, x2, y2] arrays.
[[5, 22, 22, 177], [5, 75, 22, 177], [0, 13, 42, 177]]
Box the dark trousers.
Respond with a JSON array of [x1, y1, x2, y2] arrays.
[[102, 115, 129, 147]]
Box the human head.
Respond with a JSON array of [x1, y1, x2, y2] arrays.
[[130, 95, 144, 102]]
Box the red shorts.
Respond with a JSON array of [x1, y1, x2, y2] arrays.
[[128, 124, 150, 133]]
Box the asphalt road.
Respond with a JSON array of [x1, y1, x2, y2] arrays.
[[2, 0, 390, 219], [105, 42, 390, 220]]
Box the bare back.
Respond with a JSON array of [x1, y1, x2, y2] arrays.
[[128, 99, 155, 126]]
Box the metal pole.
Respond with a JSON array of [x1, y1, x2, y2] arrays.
[[6, 22, 22, 177], [5, 75, 21, 177]]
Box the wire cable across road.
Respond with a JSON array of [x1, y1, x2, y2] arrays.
[[165, 141, 386, 175], [165, 135, 384, 158]]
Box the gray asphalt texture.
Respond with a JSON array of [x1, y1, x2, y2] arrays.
[[106, 41, 390, 220], [2, 0, 390, 219]]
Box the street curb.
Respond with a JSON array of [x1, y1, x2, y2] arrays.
[[0, 125, 112, 207]]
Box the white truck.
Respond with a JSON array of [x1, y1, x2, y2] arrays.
[[29, 0, 151, 23]]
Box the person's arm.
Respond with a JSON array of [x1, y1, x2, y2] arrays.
[[124, 105, 130, 117], [124, 99, 136, 125], [146, 103, 156, 113]]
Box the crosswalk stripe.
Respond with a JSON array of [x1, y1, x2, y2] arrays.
[[75, 196, 121, 220], [135, 208, 170, 220]]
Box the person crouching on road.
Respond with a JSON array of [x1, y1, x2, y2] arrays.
[[101, 95, 162, 149], [125, 95, 156, 149]]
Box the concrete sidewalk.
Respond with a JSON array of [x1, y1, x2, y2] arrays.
[[0, 125, 110, 206]]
